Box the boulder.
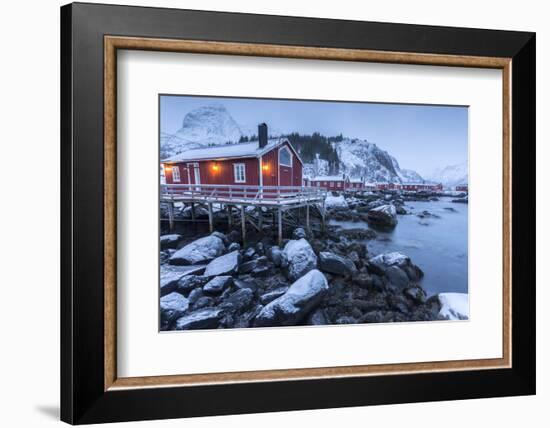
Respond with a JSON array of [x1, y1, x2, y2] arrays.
[[187, 288, 203, 306], [203, 276, 233, 294], [307, 308, 329, 325], [282, 238, 318, 281], [366, 204, 398, 228], [193, 296, 215, 310], [404, 285, 427, 304], [203, 250, 241, 277], [339, 228, 377, 241], [227, 242, 241, 252], [239, 256, 269, 276], [318, 252, 357, 277], [259, 287, 289, 305], [160, 271, 185, 297], [352, 272, 373, 288], [160, 234, 182, 250], [169, 235, 225, 265], [266, 245, 283, 267], [254, 269, 328, 327], [368, 252, 423, 282], [160, 292, 189, 329], [176, 275, 209, 294], [293, 227, 307, 239], [175, 308, 223, 330], [220, 288, 254, 313], [385, 265, 410, 289]]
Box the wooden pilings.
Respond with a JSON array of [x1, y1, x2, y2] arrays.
[[277, 207, 283, 246], [207, 203, 214, 233], [167, 202, 175, 231], [240, 205, 246, 244]]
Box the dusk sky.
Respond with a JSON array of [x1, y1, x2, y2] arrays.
[[160, 95, 468, 177]]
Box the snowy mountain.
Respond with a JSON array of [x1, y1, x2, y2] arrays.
[[428, 161, 468, 187], [334, 138, 423, 183]]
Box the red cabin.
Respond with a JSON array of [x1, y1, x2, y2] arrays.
[[346, 178, 365, 191], [162, 126, 303, 190], [455, 184, 468, 192], [402, 182, 443, 192], [308, 175, 349, 191]]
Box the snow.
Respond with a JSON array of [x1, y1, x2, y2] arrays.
[[160, 234, 181, 243], [369, 251, 409, 268], [164, 138, 284, 162], [254, 269, 328, 326], [324, 194, 348, 208], [169, 235, 225, 265], [371, 204, 397, 217], [438, 293, 469, 320], [309, 175, 347, 182], [203, 250, 241, 277], [282, 238, 318, 281], [160, 292, 189, 313]]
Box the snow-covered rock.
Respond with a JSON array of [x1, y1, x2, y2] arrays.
[[203, 250, 241, 277], [318, 252, 357, 277], [160, 292, 189, 329], [160, 265, 205, 296], [160, 234, 182, 249], [254, 270, 329, 327], [266, 245, 283, 267], [169, 235, 225, 265], [282, 239, 318, 281], [366, 204, 398, 228], [325, 194, 348, 208], [203, 276, 233, 294], [176, 275, 209, 294], [438, 293, 469, 320], [175, 307, 223, 330], [368, 251, 423, 282]]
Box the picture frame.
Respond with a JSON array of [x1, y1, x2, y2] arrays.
[[60, 2, 535, 424]]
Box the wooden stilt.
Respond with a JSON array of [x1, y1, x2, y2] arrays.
[[207, 203, 213, 233], [278, 207, 283, 246], [321, 200, 326, 233], [227, 205, 232, 228], [306, 203, 310, 232], [241, 205, 246, 244], [190, 203, 195, 221], [167, 202, 175, 231], [258, 207, 263, 231]]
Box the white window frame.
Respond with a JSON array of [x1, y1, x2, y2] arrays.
[[172, 165, 181, 182], [278, 146, 293, 167], [233, 163, 246, 183]]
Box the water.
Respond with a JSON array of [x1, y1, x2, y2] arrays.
[[331, 197, 468, 297]]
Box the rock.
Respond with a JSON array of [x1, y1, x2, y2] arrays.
[[169, 235, 225, 265], [227, 242, 241, 252], [192, 296, 215, 310], [211, 231, 228, 244], [352, 273, 373, 288], [444, 207, 458, 212], [336, 316, 357, 324], [254, 269, 329, 327], [220, 288, 254, 313], [437, 293, 469, 320], [203, 276, 233, 294], [255, 242, 266, 256], [368, 252, 423, 282], [385, 266, 410, 289], [176, 275, 209, 294], [282, 239, 318, 281], [234, 278, 258, 292], [452, 197, 468, 204], [203, 250, 241, 277], [226, 230, 241, 244], [259, 287, 289, 305], [318, 252, 357, 277], [175, 307, 223, 330], [187, 288, 203, 306], [395, 205, 407, 215], [404, 285, 427, 304], [160, 234, 182, 249], [359, 310, 385, 323], [417, 210, 440, 219], [307, 308, 329, 325], [160, 271, 185, 296], [266, 245, 283, 267], [243, 247, 256, 260], [160, 292, 189, 329], [325, 194, 348, 208], [339, 228, 377, 241], [293, 227, 307, 239], [366, 204, 398, 228], [348, 251, 361, 267], [239, 256, 269, 275]]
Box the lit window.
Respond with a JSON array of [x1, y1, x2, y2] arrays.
[[279, 147, 292, 167], [172, 166, 180, 182], [233, 163, 246, 183]]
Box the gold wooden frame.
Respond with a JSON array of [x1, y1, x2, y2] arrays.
[[104, 36, 512, 391]]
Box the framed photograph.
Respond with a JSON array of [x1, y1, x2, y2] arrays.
[[61, 2, 535, 424]]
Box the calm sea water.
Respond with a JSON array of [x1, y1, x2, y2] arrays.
[[331, 197, 468, 297]]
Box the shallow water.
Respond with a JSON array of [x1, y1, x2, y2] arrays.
[[331, 197, 468, 297]]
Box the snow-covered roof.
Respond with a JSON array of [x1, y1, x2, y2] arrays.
[[349, 177, 363, 183], [402, 182, 441, 186], [309, 175, 348, 182], [164, 138, 296, 163]]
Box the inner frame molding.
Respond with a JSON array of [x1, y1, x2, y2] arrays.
[[104, 35, 512, 391]]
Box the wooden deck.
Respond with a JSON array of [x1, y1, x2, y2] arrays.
[[160, 184, 327, 245]]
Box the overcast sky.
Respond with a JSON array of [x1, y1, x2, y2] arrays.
[[160, 95, 468, 177]]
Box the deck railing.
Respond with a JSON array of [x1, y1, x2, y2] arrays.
[[161, 183, 327, 204]]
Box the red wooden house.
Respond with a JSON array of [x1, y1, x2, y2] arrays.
[[308, 175, 349, 191], [402, 182, 443, 192], [161, 124, 303, 190], [346, 177, 365, 191], [455, 184, 468, 192]]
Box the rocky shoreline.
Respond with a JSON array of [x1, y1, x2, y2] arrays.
[[160, 191, 468, 331]]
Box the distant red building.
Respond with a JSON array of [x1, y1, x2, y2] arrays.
[[308, 175, 349, 191], [346, 177, 365, 191], [402, 182, 443, 192], [375, 182, 402, 191], [162, 124, 303, 189], [455, 184, 468, 192]]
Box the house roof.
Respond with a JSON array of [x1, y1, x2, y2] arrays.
[[349, 177, 364, 183], [309, 175, 348, 182], [163, 138, 302, 164]]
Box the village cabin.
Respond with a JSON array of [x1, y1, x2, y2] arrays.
[[307, 175, 349, 191], [161, 124, 303, 190], [455, 184, 468, 192], [401, 182, 443, 192], [375, 182, 402, 191], [346, 177, 365, 191]]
